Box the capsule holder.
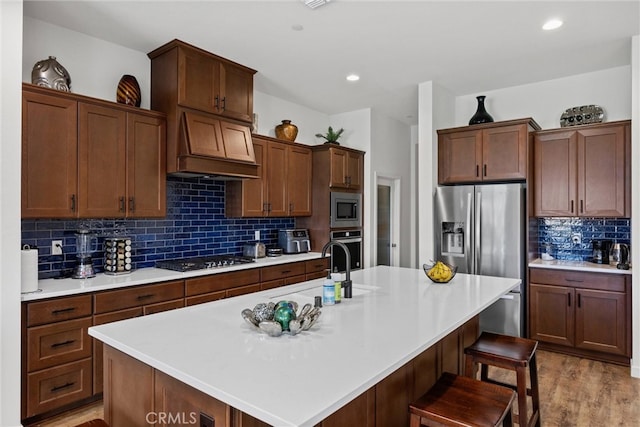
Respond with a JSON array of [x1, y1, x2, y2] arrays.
[[103, 237, 133, 275]]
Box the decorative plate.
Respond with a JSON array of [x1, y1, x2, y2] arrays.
[[560, 105, 604, 127]]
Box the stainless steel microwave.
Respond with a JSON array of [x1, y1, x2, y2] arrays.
[[330, 191, 362, 228]]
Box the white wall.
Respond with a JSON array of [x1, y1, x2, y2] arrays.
[[1, 1, 24, 425], [631, 35, 639, 379], [454, 66, 632, 130]]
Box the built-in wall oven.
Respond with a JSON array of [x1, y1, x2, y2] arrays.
[[330, 191, 362, 228], [329, 229, 362, 273]]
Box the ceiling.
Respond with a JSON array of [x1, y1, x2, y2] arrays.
[[23, 1, 640, 126]]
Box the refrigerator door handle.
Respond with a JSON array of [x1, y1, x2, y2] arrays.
[[475, 191, 481, 273], [466, 192, 473, 273]]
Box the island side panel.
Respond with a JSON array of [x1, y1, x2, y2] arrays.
[[101, 316, 478, 427]]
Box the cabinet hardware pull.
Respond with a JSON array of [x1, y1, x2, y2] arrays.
[[52, 307, 76, 315], [214, 95, 219, 109], [564, 278, 584, 283], [129, 197, 135, 213], [51, 339, 75, 348], [578, 293, 581, 308], [51, 382, 75, 393], [119, 197, 125, 212], [289, 203, 293, 213], [221, 97, 226, 111], [568, 293, 571, 307], [136, 294, 154, 300], [570, 200, 574, 213], [71, 194, 76, 212], [483, 164, 487, 176], [580, 200, 584, 214], [281, 270, 292, 274], [476, 165, 479, 177]]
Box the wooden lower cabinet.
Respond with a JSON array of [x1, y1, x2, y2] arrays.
[[529, 268, 631, 365], [102, 317, 478, 427]]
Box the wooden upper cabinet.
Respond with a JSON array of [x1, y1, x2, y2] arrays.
[[225, 135, 312, 217], [176, 42, 254, 122], [438, 118, 539, 184], [533, 120, 630, 217], [22, 88, 78, 218], [21, 84, 166, 219], [329, 147, 363, 190]]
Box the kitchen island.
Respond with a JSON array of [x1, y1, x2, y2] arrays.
[[89, 265, 520, 427]]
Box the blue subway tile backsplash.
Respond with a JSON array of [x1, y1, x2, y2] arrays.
[[21, 177, 294, 278], [536, 217, 631, 261]]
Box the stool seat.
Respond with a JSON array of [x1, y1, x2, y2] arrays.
[[464, 332, 541, 427], [409, 372, 516, 427]]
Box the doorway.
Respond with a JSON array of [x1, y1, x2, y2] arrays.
[[376, 176, 400, 266]]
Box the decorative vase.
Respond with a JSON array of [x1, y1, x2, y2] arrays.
[[468, 95, 494, 125], [116, 75, 141, 107], [275, 120, 298, 141], [31, 56, 71, 92]]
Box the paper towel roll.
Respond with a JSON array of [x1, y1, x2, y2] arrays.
[[21, 247, 39, 293]]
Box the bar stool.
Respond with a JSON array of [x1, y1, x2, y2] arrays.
[[464, 332, 541, 427], [409, 372, 516, 427], [74, 420, 109, 427]]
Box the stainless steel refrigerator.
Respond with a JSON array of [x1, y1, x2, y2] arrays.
[[434, 183, 526, 337]]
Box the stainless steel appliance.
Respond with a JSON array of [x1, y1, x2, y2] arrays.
[[434, 184, 525, 337], [610, 243, 630, 266], [330, 191, 362, 228], [155, 255, 255, 272], [591, 239, 612, 264], [329, 229, 362, 273], [278, 229, 311, 254], [243, 242, 266, 258], [72, 229, 98, 279]]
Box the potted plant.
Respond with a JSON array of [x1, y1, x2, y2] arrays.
[[315, 126, 344, 145]]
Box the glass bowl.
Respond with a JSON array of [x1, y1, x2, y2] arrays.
[[422, 261, 457, 283]]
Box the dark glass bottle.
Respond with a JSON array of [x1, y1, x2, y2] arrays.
[[468, 95, 494, 125]]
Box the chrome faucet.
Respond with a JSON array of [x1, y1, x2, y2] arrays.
[[321, 240, 353, 298]]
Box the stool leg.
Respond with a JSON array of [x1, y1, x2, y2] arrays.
[[409, 413, 422, 427], [529, 355, 541, 427], [480, 363, 489, 381], [503, 403, 514, 427], [464, 354, 475, 378], [516, 366, 528, 427]]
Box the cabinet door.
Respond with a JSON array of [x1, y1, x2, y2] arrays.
[[529, 283, 574, 347], [177, 46, 219, 113], [482, 124, 527, 181], [533, 130, 577, 216], [266, 141, 288, 216], [287, 145, 312, 216], [219, 61, 254, 122], [78, 102, 127, 218], [577, 124, 628, 217], [438, 130, 482, 184], [575, 289, 627, 356], [22, 90, 78, 218], [219, 120, 256, 163], [127, 113, 166, 217], [346, 150, 363, 190], [182, 111, 225, 158]]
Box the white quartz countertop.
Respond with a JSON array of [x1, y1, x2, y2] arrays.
[[529, 258, 632, 275], [22, 252, 324, 301], [89, 265, 520, 427]]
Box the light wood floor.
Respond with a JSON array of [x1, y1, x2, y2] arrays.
[[30, 350, 640, 427]]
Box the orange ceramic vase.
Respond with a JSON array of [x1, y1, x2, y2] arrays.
[[275, 120, 298, 141]]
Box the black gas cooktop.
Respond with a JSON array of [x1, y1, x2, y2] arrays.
[[155, 255, 255, 272]]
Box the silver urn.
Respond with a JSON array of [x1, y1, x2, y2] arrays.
[[31, 56, 71, 92]]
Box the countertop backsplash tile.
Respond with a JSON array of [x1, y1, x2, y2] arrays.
[[537, 217, 631, 261], [21, 177, 295, 278]]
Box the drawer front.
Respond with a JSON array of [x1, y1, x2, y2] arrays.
[[185, 291, 226, 306], [529, 268, 626, 292], [226, 283, 261, 298], [94, 280, 184, 314], [143, 298, 185, 316], [26, 358, 93, 418], [260, 279, 284, 291], [27, 295, 92, 327], [27, 317, 93, 372], [185, 269, 260, 296], [261, 262, 306, 282], [284, 274, 307, 286], [305, 258, 329, 274]]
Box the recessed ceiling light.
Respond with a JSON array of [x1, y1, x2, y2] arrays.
[[346, 74, 360, 82], [291, 24, 304, 31], [542, 19, 563, 30]]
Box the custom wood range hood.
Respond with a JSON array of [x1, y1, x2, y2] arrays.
[[149, 39, 259, 179]]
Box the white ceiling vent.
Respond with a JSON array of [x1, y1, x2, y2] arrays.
[[301, 0, 331, 10]]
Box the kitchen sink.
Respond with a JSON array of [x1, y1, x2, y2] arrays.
[[270, 283, 379, 303]]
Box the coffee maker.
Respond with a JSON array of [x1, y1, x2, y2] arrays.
[[72, 229, 98, 279], [591, 239, 612, 264]]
